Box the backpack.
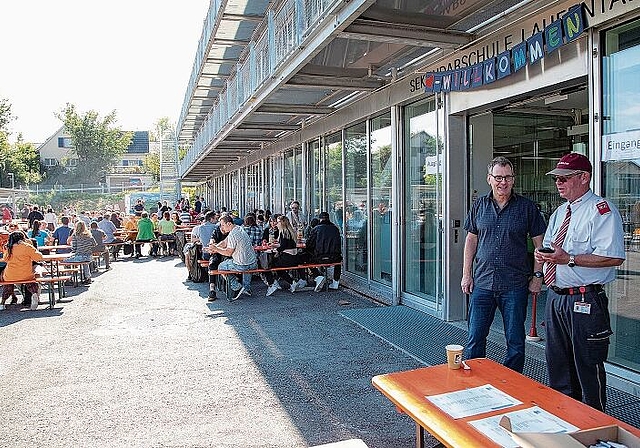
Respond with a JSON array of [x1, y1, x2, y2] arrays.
[[123, 242, 134, 256], [186, 244, 207, 283]]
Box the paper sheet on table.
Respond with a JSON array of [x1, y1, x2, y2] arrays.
[[468, 406, 580, 448], [425, 384, 522, 419]]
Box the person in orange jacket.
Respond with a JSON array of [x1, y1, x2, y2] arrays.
[[0, 231, 44, 310]]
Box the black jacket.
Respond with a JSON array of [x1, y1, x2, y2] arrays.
[[306, 220, 341, 258]]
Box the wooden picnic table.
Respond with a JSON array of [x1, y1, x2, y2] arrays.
[[37, 244, 72, 252], [372, 358, 640, 448]]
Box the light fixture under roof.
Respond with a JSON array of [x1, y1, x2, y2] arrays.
[[544, 94, 568, 105]]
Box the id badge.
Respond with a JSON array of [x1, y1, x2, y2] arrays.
[[573, 301, 591, 314]]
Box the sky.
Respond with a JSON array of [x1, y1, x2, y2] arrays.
[[0, 0, 211, 145]]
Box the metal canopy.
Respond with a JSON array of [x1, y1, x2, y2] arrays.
[[178, 0, 522, 181]]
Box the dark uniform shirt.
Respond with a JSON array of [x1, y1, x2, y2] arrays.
[[464, 191, 546, 291]]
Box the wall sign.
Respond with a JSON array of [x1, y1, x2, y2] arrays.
[[602, 130, 640, 161], [424, 4, 585, 93]]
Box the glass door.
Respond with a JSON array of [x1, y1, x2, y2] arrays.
[[602, 20, 640, 372], [403, 97, 443, 307]]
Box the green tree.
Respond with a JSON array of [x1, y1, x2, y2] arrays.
[[56, 103, 132, 182], [10, 135, 43, 185], [144, 152, 160, 181], [150, 117, 174, 142]]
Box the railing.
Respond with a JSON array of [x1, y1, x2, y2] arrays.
[[178, 0, 341, 177]]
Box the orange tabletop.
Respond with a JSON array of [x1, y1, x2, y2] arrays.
[[38, 245, 72, 252], [372, 358, 640, 448]]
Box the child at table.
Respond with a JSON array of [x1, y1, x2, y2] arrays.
[[0, 231, 44, 311]]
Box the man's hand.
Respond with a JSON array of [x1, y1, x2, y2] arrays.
[[461, 274, 473, 295], [529, 277, 542, 293]]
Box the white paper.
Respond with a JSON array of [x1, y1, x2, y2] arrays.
[[425, 384, 522, 419], [468, 406, 580, 448]]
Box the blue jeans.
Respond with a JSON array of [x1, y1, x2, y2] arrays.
[[465, 287, 529, 372], [218, 259, 257, 291]]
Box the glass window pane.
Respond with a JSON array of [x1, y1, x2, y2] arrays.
[[602, 19, 640, 372], [345, 122, 368, 278], [324, 132, 343, 230], [404, 98, 441, 302], [371, 112, 393, 285]]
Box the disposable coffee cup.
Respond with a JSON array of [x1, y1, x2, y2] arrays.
[[446, 344, 464, 370]]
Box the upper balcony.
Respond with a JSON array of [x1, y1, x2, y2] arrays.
[[177, 0, 527, 182]]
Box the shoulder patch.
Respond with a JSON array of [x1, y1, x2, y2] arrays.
[[596, 201, 611, 215]]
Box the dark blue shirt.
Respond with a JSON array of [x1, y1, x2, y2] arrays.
[[464, 192, 546, 291]]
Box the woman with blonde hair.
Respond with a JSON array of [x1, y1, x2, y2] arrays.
[[0, 231, 44, 310], [264, 215, 302, 296], [64, 221, 97, 285]]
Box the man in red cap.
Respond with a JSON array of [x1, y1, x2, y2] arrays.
[[535, 152, 625, 411]]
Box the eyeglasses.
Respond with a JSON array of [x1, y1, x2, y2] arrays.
[[552, 172, 583, 183], [489, 174, 515, 182]]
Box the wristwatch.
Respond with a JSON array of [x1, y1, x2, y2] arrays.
[[568, 255, 576, 268], [533, 271, 543, 278]]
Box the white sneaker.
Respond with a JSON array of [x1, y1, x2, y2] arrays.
[[266, 281, 280, 297], [30, 293, 39, 310], [329, 280, 339, 290], [290, 282, 298, 293], [314, 276, 326, 292], [0, 304, 5, 311], [297, 279, 307, 289]]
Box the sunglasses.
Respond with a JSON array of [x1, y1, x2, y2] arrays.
[[552, 172, 583, 183]]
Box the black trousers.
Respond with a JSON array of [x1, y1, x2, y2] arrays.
[[545, 287, 612, 411]]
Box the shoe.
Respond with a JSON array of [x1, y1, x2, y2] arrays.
[[290, 282, 298, 293], [329, 280, 339, 290], [297, 279, 307, 289], [266, 281, 280, 297], [208, 290, 217, 301], [314, 276, 326, 292], [0, 304, 5, 311], [82, 278, 92, 285], [260, 273, 269, 286], [243, 289, 252, 297], [229, 287, 245, 302], [30, 293, 39, 311]]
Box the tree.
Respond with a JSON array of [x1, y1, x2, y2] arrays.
[[150, 117, 174, 142], [56, 103, 132, 183], [144, 152, 160, 181], [0, 98, 14, 132]]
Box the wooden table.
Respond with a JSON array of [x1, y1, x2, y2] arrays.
[[372, 358, 640, 448], [38, 244, 72, 252]]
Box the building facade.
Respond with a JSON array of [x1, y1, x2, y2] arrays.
[[177, 1, 640, 390]]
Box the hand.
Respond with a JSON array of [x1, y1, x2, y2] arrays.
[[461, 274, 473, 295], [529, 277, 543, 293], [535, 243, 569, 265]]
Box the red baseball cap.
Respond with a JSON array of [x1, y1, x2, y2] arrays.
[[546, 153, 592, 176]]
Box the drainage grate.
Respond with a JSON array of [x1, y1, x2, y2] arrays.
[[340, 305, 640, 426]]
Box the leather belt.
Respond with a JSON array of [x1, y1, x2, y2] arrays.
[[550, 284, 603, 295]]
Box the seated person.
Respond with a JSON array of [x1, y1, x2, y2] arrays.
[[65, 221, 98, 285], [264, 215, 302, 296], [27, 219, 50, 248], [305, 211, 343, 291], [52, 216, 74, 254], [0, 231, 45, 311], [135, 212, 156, 258], [158, 211, 177, 255]]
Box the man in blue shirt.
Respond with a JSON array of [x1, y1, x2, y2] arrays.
[[52, 216, 74, 254], [461, 157, 546, 372]]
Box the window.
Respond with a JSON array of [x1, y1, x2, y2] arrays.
[[58, 137, 73, 148]]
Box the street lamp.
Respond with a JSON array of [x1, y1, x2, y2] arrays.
[[7, 172, 14, 189]]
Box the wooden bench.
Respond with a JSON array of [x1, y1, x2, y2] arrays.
[[202, 261, 342, 300], [59, 261, 92, 285], [0, 276, 72, 309], [104, 241, 156, 260]]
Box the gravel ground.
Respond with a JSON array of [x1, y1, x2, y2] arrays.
[[0, 255, 431, 448]]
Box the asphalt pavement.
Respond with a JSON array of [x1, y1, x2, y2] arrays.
[[0, 254, 432, 448]]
